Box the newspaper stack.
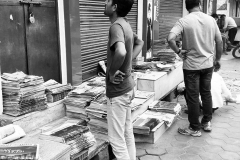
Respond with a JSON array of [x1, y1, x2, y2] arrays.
[[1, 71, 47, 116], [39, 124, 96, 159], [64, 78, 105, 120], [157, 49, 176, 63], [86, 93, 108, 134], [86, 93, 107, 120], [43, 79, 72, 103], [149, 100, 181, 115]]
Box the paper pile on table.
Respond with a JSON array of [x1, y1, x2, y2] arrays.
[[133, 110, 176, 135], [64, 77, 105, 120], [39, 124, 96, 159], [1, 71, 47, 116], [43, 79, 72, 103], [149, 100, 181, 115], [156, 49, 176, 63]]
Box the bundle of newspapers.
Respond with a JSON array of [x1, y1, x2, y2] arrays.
[[1, 71, 47, 116], [86, 93, 108, 135], [43, 79, 72, 103], [39, 124, 96, 159], [64, 77, 106, 120], [156, 49, 176, 63]]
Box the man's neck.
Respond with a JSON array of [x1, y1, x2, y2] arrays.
[[109, 13, 119, 24], [188, 6, 200, 13]]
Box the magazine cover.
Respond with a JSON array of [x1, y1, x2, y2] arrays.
[[0, 144, 39, 160]]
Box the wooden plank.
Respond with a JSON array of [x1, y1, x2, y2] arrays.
[[0, 100, 66, 133]]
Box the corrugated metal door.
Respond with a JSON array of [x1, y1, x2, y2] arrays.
[[157, 0, 182, 49], [79, 0, 138, 81]]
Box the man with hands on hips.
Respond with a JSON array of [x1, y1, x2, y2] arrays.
[[104, 0, 144, 159], [167, 0, 222, 137]]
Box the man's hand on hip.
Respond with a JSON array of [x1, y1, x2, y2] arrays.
[[109, 70, 125, 84]]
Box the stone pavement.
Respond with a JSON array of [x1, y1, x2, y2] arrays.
[[135, 53, 240, 160], [136, 97, 240, 160]]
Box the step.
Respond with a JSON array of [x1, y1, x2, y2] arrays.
[[137, 61, 183, 100], [0, 100, 66, 133]]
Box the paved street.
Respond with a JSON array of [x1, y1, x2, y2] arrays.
[[136, 52, 240, 160]]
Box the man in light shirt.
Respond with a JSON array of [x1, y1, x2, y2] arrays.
[[167, 0, 222, 137], [221, 15, 238, 46]]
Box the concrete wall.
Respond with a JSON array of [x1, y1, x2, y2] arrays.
[[234, 18, 240, 27]]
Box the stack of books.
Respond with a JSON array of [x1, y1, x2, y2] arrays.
[[156, 49, 176, 63], [43, 79, 72, 103], [64, 79, 105, 120], [86, 93, 107, 121], [133, 117, 161, 135], [86, 93, 108, 135], [133, 109, 176, 135], [133, 110, 165, 135], [39, 124, 96, 159], [149, 100, 181, 115], [1, 71, 47, 116]]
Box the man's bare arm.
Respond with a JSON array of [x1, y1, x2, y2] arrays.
[[167, 33, 179, 53], [132, 34, 144, 59], [108, 42, 126, 84]]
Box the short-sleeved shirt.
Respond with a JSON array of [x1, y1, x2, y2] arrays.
[[106, 18, 135, 98], [170, 12, 222, 70], [223, 17, 237, 30]]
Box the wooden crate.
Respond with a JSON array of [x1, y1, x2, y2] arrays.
[[137, 62, 183, 100], [134, 122, 168, 144], [137, 71, 167, 100]]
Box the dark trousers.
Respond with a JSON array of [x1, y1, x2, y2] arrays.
[[228, 27, 238, 45], [183, 67, 213, 131]]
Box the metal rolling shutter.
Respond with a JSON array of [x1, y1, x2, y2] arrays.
[[157, 0, 183, 49], [79, 0, 138, 81]]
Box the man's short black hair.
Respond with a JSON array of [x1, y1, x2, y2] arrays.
[[112, 0, 134, 17], [211, 13, 218, 19], [220, 14, 226, 19], [185, 0, 201, 11]]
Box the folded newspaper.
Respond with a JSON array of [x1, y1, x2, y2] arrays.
[[0, 144, 39, 160]]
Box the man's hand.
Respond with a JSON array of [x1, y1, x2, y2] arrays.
[[214, 60, 221, 71], [178, 49, 190, 60], [109, 70, 125, 84]]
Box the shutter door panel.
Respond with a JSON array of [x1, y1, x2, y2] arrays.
[[79, 0, 138, 81], [156, 0, 182, 49]]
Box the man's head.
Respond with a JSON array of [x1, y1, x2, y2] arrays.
[[211, 13, 219, 21], [220, 14, 226, 20], [185, 0, 201, 11], [104, 0, 134, 17]]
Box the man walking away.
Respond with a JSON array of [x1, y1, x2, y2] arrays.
[[167, 0, 222, 137], [104, 0, 144, 159]]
